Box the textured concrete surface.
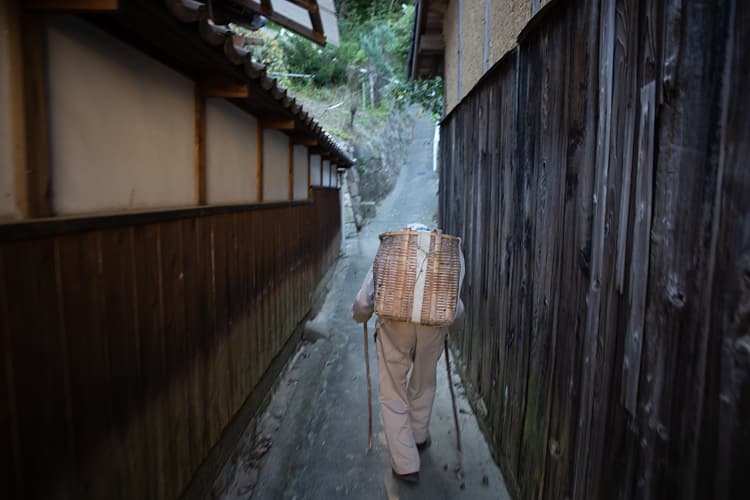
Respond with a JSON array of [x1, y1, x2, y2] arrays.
[[216, 114, 510, 500]]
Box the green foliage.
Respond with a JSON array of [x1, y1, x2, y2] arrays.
[[389, 77, 444, 120], [282, 35, 355, 86], [246, 0, 443, 119]]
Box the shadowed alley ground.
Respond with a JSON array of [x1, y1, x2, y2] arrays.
[[215, 114, 510, 500]]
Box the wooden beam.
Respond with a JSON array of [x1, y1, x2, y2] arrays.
[[18, 10, 51, 217], [307, 149, 311, 199], [288, 0, 319, 12], [256, 125, 264, 202], [305, 0, 324, 35], [261, 118, 295, 130], [194, 85, 206, 204], [287, 133, 317, 146], [419, 33, 444, 52], [24, 0, 119, 11], [6, 0, 26, 218], [233, 0, 326, 46], [199, 76, 249, 99], [288, 137, 294, 201]]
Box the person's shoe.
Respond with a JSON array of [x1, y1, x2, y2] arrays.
[[392, 469, 419, 484], [417, 436, 431, 452]]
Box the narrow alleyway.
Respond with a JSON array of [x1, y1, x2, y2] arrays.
[[216, 114, 510, 500]]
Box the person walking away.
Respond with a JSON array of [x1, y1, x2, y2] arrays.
[[351, 223, 464, 484]]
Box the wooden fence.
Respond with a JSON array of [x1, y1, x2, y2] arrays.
[[0, 188, 341, 500], [439, 0, 748, 498]]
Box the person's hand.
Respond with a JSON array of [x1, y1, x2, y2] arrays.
[[352, 311, 372, 324]]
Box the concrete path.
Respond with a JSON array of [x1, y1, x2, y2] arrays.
[[217, 113, 511, 500]]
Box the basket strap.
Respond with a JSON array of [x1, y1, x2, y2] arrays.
[[411, 230, 432, 323]]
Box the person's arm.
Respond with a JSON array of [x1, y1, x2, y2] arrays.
[[351, 265, 375, 323]]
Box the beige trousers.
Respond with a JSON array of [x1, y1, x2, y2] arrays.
[[376, 319, 446, 474]]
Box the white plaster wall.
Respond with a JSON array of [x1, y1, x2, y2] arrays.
[[310, 154, 322, 186], [206, 99, 258, 204], [0, 1, 19, 219], [293, 145, 308, 200], [322, 160, 331, 187], [46, 15, 194, 215], [262, 129, 289, 202]]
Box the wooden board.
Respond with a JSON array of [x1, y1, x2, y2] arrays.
[[437, 0, 744, 497]]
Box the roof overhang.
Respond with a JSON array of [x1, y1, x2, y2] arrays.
[[407, 0, 447, 80], [217, 0, 340, 46]]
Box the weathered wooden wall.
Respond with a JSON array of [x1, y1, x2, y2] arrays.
[[439, 0, 749, 498], [0, 188, 341, 500]]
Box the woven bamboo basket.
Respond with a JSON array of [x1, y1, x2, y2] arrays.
[[373, 229, 462, 326]]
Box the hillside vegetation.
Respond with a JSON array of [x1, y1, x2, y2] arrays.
[[244, 1, 442, 220]]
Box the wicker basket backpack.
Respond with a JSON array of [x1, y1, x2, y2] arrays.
[[372, 229, 463, 326]]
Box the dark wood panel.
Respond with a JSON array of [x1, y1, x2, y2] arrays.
[[0, 189, 341, 500], [55, 232, 116, 499], [439, 0, 743, 497], [707, 1, 750, 497], [2, 240, 73, 499], [180, 216, 209, 477], [159, 221, 192, 497], [0, 249, 20, 500], [100, 227, 147, 500]]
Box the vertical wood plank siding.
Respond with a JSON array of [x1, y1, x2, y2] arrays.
[[0, 188, 341, 499], [439, 0, 748, 498]]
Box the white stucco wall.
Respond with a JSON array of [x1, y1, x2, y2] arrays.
[[205, 99, 258, 204], [292, 145, 308, 200], [262, 129, 289, 202], [46, 15, 194, 215], [322, 160, 331, 187], [310, 154, 322, 186], [0, 1, 19, 220]]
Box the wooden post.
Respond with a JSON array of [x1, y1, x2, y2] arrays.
[[319, 158, 324, 188], [307, 149, 312, 200], [194, 86, 206, 205], [256, 124, 264, 203], [18, 8, 52, 218], [288, 138, 294, 201]]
